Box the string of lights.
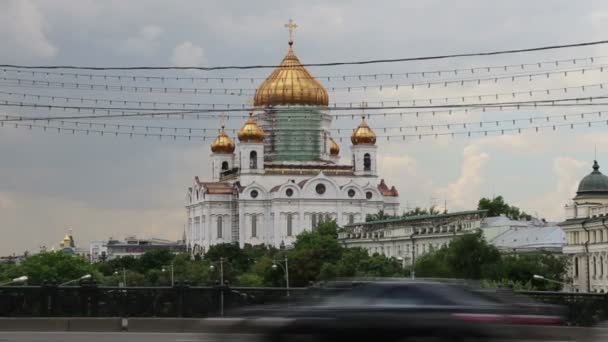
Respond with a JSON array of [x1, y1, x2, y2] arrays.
[[3, 109, 606, 135], [2, 115, 607, 142], [2, 39, 608, 71], [0, 56, 602, 84], [0, 64, 606, 95], [2, 96, 608, 123], [1, 79, 607, 109]]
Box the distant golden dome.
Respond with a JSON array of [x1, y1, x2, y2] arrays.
[[238, 113, 265, 143], [329, 137, 340, 156], [253, 43, 329, 107], [210, 126, 235, 154], [351, 116, 376, 145]]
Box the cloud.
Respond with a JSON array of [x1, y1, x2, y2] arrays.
[[435, 144, 489, 210], [0, 192, 14, 209], [0, 0, 57, 61], [170, 41, 207, 67], [0, 190, 184, 255], [121, 25, 163, 54], [378, 152, 435, 210], [523, 157, 588, 220]]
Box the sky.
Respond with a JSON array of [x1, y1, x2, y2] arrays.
[[1, 0, 608, 255]]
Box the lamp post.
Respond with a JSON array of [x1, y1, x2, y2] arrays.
[[0, 276, 28, 286], [162, 262, 174, 287], [272, 255, 290, 297], [114, 268, 127, 287], [209, 257, 225, 317], [59, 274, 91, 286], [533, 274, 570, 291]]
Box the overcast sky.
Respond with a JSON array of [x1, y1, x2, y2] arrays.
[[1, 0, 608, 255]]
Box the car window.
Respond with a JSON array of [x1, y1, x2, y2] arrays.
[[373, 285, 448, 306]]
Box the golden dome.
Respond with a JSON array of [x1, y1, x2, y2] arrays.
[[253, 43, 329, 107], [238, 113, 265, 143], [210, 126, 235, 154], [329, 137, 340, 156], [351, 116, 377, 145]]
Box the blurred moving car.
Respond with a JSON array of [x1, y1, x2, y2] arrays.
[[243, 281, 566, 342]]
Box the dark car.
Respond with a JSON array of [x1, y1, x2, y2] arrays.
[[241, 281, 566, 342]]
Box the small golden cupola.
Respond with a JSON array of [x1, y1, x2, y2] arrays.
[[238, 113, 265, 143], [253, 19, 329, 107], [351, 115, 377, 145], [210, 126, 235, 154], [329, 137, 340, 156]]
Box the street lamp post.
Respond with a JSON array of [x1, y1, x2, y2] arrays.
[[533, 274, 570, 291], [209, 257, 225, 317], [272, 256, 290, 297], [162, 262, 174, 286], [0, 276, 28, 286], [114, 268, 127, 287], [59, 274, 91, 286]]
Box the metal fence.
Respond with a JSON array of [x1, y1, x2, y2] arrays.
[[1, 283, 608, 326], [0, 283, 341, 318]]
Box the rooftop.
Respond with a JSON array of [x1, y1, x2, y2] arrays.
[[344, 209, 488, 227]]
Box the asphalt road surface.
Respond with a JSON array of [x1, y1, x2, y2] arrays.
[[0, 331, 607, 342], [0, 332, 261, 342]]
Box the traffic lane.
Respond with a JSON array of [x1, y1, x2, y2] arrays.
[[0, 332, 261, 342], [1, 331, 607, 342]]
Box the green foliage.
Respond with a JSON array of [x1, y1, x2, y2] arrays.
[[478, 196, 533, 220], [237, 273, 264, 286], [414, 232, 568, 290], [366, 207, 445, 223], [287, 220, 343, 286], [415, 232, 501, 279], [12, 252, 99, 285], [137, 249, 174, 273]]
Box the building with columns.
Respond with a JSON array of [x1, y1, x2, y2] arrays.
[[561, 160, 608, 293], [184, 22, 400, 255], [338, 210, 487, 265]]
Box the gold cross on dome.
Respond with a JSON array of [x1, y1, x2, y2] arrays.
[[219, 112, 227, 128], [361, 101, 368, 119], [284, 19, 298, 44]]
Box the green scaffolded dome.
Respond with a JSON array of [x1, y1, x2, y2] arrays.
[[575, 160, 608, 200]]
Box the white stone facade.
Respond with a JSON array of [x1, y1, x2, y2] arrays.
[[561, 160, 608, 292], [186, 158, 400, 254], [338, 210, 486, 265]]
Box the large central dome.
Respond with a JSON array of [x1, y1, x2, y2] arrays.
[[253, 43, 329, 107]]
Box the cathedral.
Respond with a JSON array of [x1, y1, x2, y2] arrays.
[[185, 21, 400, 254]]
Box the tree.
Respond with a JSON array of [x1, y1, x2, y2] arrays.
[[287, 221, 343, 286], [401, 206, 442, 218], [138, 249, 174, 274], [415, 231, 501, 280], [365, 210, 394, 222], [15, 252, 99, 285], [478, 196, 533, 220]]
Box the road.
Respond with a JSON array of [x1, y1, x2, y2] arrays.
[[0, 331, 606, 342], [0, 332, 262, 342]]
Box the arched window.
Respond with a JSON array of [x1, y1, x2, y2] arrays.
[[251, 215, 257, 238], [250, 151, 257, 169], [363, 153, 371, 171], [221, 161, 229, 171], [217, 216, 223, 239], [348, 214, 355, 224], [287, 214, 293, 237]]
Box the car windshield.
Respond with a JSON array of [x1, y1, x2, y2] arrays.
[[321, 283, 502, 307]]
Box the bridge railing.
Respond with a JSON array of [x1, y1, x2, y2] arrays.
[[1, 283, 607, 326]]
